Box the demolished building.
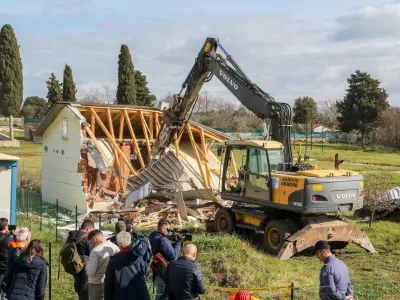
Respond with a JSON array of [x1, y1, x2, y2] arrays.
[[34, 102, 235, 222]]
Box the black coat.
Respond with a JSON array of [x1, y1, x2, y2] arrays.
[[6, 253, 47, 300], [0, 233, 10, 275], [104, 250, 150, 300], [165, 256, 206, 300]]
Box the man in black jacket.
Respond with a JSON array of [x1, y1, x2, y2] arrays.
[[104, 231, 150, 300], [164, 243, 206, 300], [66, 220, 94, 300], [0, 218, 10, 300]]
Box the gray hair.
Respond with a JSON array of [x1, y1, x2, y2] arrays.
[[16, 228, 30, 242], [116, 231, 131, 249]]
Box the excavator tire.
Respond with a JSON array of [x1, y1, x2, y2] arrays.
[[264, 219, 298, 256], [214, 207, 236, 234]]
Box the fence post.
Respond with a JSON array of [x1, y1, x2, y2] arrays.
[[75, 205, 78, 230], [40, 194, 43, 231], [49, 242, 52, 300], [56, 199, 58, 241], [290, 282, 294, 300]]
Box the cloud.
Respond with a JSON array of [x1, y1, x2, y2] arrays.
[[331, 3, 400, 41], [9, 2, 400, 107]]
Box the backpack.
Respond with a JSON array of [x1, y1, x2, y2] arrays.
[[130, 232, 152, 264], [150, 252, 169, 281], [59, 234, 87, 276]]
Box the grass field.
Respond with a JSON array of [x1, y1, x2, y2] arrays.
[[7, 136, 399, 299], [20, 216, 400, 300]]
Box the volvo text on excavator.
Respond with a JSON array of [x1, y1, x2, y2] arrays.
[[147, 37, 376, 259]]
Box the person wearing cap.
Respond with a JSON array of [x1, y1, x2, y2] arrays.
[[314, 240, 353, 300]]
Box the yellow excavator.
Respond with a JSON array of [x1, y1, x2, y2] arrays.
[[144, 37, 376, 259]]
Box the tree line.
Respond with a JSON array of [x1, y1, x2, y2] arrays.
[[0, 24, 157, 123], [0, 23, 395, 149]]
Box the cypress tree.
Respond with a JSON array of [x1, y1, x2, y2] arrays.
[[116, 44, 136, 105], [135, 70, 156, 106], [46, 72, 63, 106], [0, 24, 23, 128], [62, 64, 77, 102]]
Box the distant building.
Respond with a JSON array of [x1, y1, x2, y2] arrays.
[[23, 117, 42, 142], [154, 100, 170, 110], [312, 124, 332, 133]]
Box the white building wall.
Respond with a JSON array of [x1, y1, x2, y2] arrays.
[[313, 125, 330, 133], [41, 107, 87, 213], [0, 167, 11, 219]]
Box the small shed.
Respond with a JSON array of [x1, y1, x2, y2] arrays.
[[0, 153, 20, 224]]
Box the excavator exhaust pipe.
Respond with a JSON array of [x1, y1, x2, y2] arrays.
[[277, 217, 377, 260]]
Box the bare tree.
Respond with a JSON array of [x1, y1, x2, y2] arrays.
[[78, 85, 117, 104], [318, 99, 339, 130], [363, 172, 396, 229]]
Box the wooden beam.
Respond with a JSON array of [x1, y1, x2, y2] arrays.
[[112, 113, 120, 122], [155, 113, 160, 136], [206, 140, 215, 152], [230, 151, 238, 178], [91, 114, 96, 136], [124, 110, 145, 169], [129, 113, 138, 120], [90, 108, 136, 175], [186, 123, 208, 188], [199, 127, 212, 188], [84, 125, 112, 167], [140, 111, 152, 160], [107, 109, 115, 139], [119, 112, 125, 139], [149, 113, 154, 140], [111, 142, 125, 193], [174, 132, 180, 159]]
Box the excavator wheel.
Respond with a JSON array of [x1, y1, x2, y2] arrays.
[[214, 207, 236, 234], [264, 219, 298, 256]]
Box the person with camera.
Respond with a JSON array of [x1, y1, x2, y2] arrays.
[[149, 219, 182, 300]]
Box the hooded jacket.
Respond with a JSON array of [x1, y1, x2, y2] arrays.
[[0, 232, 10, 275], [6, 252, 47, 300]]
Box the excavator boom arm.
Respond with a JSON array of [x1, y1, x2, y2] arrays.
[[152, 37, 293, 169]]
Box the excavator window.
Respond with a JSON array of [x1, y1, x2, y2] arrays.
[[267, 149, 285, 171]]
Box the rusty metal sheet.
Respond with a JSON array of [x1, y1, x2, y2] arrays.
[[128, 151, 184, 190]]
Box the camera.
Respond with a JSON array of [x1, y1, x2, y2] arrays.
[[167, 227, 195, 243]]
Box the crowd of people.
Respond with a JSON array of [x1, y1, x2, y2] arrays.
[[0, 215, 354, 300]]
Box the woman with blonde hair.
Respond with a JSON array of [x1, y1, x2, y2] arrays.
[[6, 239, 47, 300]]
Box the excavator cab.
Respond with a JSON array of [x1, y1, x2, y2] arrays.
[[221, 140, 284, 204]]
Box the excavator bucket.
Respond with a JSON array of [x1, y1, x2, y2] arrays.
[[277, 217, 377, 260]]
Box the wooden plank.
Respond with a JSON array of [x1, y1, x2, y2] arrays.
[[230, 151, 238, 177], [206, 140, 215, 152], [155, 113, 160, 136], [186, 123, 208, 188], [107, 109, 115, 139], [149, 113, 154, 140], [140, 111, 152, 160], [124, 110, 145, 169], [91, 114, 96, 136], [84, 125, 112, 167], [119, 112, 125, 139], [90, 108, 136, 175], [199, 127, 212, 188], [129, 112, 138, 120]]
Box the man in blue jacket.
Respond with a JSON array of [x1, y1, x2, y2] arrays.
[[149, 219, 182, 300], [314, 240, 353, 300], [104, 231, 150, 300]]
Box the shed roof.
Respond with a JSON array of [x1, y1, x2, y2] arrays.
[[0, 153, 21, 161]]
